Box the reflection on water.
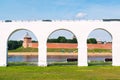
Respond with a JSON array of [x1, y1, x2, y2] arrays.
[[8, 55, 38, 62], [8, 55, 112, 63], [88, 56, 112, 62]]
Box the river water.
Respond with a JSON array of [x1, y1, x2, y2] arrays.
[[8, 55, 112, 63]]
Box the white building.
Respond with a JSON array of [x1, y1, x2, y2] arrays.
[[0, 20, 120, 66]]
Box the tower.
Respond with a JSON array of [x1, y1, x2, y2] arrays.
[[23, 32, 32, 48]]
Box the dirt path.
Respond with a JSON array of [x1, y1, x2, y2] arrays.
[[8, 52, 112, 57]]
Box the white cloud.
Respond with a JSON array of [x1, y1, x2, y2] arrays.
[[75, 12, 87, 18]]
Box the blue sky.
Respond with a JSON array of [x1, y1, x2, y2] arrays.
[[1, 0, 120, 20], [1, 0, 117, 41]]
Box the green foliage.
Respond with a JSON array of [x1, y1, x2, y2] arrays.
[[47, 39, 58, 43], [87, 38, 97, 44], [72, 38, 77, 43], [8, 40, 23, 50], [32, 40, 38, 43], [48, 62, 77, 66], [47, 36, 77, 43], [57, 36, 67, 43]]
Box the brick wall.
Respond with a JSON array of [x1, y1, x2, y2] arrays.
[[27, 43, 112, 49], [47, 43, 77, 48], [87, 43, 111, 49], [29, 43, 38, 48]]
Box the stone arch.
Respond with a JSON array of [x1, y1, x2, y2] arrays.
[[46, 28, 78, 65], [87, 28, 112, 41], [47, 28, 78, 42], [7, 28, 39, 66], [87, 28, 112, 66]]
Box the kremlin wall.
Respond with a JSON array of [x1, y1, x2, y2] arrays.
[[22, 33, 112, 49]]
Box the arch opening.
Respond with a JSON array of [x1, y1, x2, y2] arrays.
[[7, 29, 38, 66], [47, 29, 78, 66], [87, 28, 112, 66]]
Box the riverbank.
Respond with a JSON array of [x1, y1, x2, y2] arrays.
[[8, 52, 112, 57]]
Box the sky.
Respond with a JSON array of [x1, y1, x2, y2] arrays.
[[1, 0, 118, 41], [0, 0, 120, 20], [9, 29, 112, 42]]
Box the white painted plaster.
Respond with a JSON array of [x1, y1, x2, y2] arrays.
[[0, 20, 120, 66]]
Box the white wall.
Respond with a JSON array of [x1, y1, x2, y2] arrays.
[[0, 20, 120, 66]]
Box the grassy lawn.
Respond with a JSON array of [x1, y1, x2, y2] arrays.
[[0, 62, 120, 80], [0, 65, 119, 80], [47, 48, 78, 52], [88, 49, 112, 53], [9, 47, 111, 53], [9, 47, 38, 52]]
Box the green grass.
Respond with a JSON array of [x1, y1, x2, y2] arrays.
[[88, 61, 112, 66], [9, 47, 112, 53], [8, 62, 37, 66], [47, 48, 78, 52], [9, 47, 38, 52], [0, 62, 120, 80], [88, 49, 112, 53], [48, 48, 112, 53]]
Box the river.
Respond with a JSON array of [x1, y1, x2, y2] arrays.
[[8, 55, 112, 63]]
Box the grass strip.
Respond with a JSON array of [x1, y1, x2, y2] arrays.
[[9, 47, 38, 52], [88, 49, 112, 53], [0, 62, 119, 80], [9, 47, 112, 53]]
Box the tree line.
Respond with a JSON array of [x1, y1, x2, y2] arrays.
[[48, 36, 97, 44], [8, 40, 23, 50], [8, 37, 97, 50], [87, 38, 97, 44], [47, 36, 77, 43], [8, 40, 38, 50]]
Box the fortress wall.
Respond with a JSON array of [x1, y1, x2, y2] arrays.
[[87, 43, 112, 49], [29, 43, 38, 48], [29, 43, 112, 49]]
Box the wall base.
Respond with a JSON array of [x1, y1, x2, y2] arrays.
[[38, 62, 47, 67], [78, 63, 88, 66], [0, 63, 7, 67]]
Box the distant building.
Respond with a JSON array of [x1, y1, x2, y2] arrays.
[[23, 33, 32, 48], [22, 33, 38, 48]]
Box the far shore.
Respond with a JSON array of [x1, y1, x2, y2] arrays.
[[8, 52, 112, 57]]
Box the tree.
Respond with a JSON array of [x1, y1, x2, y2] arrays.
[[72, 38, 77, 43], [57, 36, 67, 43], [8, 40, 23, 50], [47, 39, 58, 43], [87, 38, 97, 44]]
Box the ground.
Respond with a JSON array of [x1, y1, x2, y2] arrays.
[[0, 65, 120, 80], [8, 52, 112, 57]]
